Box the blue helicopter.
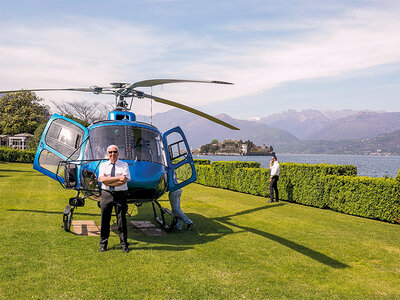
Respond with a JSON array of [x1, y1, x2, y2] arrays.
[[2, 79, 239, 231]]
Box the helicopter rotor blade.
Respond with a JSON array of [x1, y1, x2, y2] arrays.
[[141, 92, 240, 130], [0, 88, 94, 93], [129, 79, 233, 89]]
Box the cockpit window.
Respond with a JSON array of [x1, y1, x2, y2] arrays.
[[84, 125, 166, 165]]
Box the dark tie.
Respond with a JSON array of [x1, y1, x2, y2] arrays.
[[110, 163, 115, 192]]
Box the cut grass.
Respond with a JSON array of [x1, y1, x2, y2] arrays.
[[0, 162, 399, 299]]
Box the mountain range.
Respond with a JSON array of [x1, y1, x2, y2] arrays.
[[137, 109, 400, 155]]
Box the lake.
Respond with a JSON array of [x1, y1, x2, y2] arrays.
[[194, 154, 400, 178]]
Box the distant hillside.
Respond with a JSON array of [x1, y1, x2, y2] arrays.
[[277, 129, 400, 155], [136, 108, 400, 155], [307, 112, 400, 140], [260, 109, 359, 139], [137, 109, 298, 149]]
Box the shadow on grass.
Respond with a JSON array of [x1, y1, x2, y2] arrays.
[[220, 202, 287, 219], [7, 209, 101, 217], [127, 212, 236, 249], [0, 169, 35, 173], [108, 243, 194, 251], [220, 219, 349, 269], [130, 203, 348, 268], [214, 203, 349, 269]]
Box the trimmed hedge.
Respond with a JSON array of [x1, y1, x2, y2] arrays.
[[323, 175, 400, 222], [193, 159, 211, 165], [191, 160, 400, 223], [0, 147, 35, 163]]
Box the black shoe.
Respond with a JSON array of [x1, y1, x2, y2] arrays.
[[275, 199, 279, 202], [187, 223, 195, 231], [99, 246, 107, 252], [122, 247, 130, 253]]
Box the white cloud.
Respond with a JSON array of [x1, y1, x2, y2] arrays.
[[0, 4, 400, 117]]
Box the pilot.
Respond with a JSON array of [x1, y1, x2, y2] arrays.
[[135, 138, 152, 161], [98, 145, 131, 253]]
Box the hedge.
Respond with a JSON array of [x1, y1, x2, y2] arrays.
[[0, 147, 35, 163], [323, 175, 400, 222], [191, 160, 400, 224]]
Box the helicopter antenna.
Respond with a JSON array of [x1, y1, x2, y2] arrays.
[[150, 86, 153, 125]]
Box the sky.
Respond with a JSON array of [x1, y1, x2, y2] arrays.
[[1, 0, 400, 120]]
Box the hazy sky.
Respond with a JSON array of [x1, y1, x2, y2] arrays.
[[1, 0, 399, 119]]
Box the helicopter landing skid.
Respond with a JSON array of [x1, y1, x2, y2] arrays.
[[152, 200, 178, 232]]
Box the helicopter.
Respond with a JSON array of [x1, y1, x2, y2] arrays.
[[1, 79, 239, 232]]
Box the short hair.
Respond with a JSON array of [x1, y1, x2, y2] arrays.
[[107, 145, 119, 152]]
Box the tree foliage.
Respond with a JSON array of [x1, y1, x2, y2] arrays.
[[0, 91, 50, 135], [27, 122, 47, 150]]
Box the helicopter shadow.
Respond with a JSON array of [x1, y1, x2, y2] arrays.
[[7, 209, 101, 217], [129, 202, 348, 268], [123, 204, 237, 251], [0, 168, 35, 173], [0, 168, 36, 177], [213, 203, 349, 269]]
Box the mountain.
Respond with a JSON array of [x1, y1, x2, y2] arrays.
[[260, 109, 359, 139], [136, 109, 299, 149], [278, 129, 400, 155], [135, 108, 400, 155], [307, 112, 400, 140]]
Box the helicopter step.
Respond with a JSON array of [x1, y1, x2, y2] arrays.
[[63, 195, 86, 232], [152, 200, 178, 232], [63, 205, 74, 232]]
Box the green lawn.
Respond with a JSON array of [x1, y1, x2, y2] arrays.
[[0, 162, 399, 299]]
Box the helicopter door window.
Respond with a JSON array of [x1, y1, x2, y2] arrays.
[[45, 119, 85, 160], [173, 163, 193, 183], [38, 149, 65, 178], [165, 131, 188, 164]]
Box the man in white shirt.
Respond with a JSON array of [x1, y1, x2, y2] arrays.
[[98, 145, 131, 253], [268, 155, 280, 203]]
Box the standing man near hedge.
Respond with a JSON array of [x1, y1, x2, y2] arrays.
[[268, 155, 280, 203], [98, 145, 131, 253]]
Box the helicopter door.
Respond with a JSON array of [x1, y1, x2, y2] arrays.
[[162, 126, 196, 192], [33, 114, 89, 182]]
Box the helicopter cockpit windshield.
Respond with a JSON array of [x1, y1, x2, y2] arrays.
[[84, 125, 166, 165]]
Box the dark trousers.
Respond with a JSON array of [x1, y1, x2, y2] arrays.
[[270, 175, 279, 201], [100, 190, 129, 248]]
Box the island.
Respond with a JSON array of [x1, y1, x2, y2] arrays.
[[196, 139, 275, 156]]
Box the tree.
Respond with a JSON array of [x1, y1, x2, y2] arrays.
[[211, 139, 219, 144], [28, 122, 47, 150], [52, 100, 111, 125], [0, 91, 50, 135]]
